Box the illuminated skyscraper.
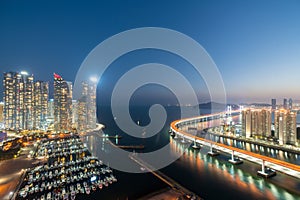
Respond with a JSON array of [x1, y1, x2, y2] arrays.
[[261, 109, 271, 137], [77, 95, 87, 131], [242, 109, 271, 138], [23, 72, 34, 130], [4, 72, 18, 129], [286, 111, 297, 145], [33, 81, 49, 130], [53, 73, 73, 132], [242, 109, 252, 138], [0, 102, 3, 123], [48, 99, 54, 119], [274, 109, 297, 145], [0, 102, 3, 130], [87, 79, 97, 129], [47, 99, 54, 129], [3, 71, 34, 130], [77, 80, 97, 132], [72, 100, 78, 129]]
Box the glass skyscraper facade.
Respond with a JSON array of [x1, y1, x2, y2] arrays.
[[53, 73, 73, 132], [3, 71, 49, 130], [3, 72, 32, 130], [77, 80, 97, 132], [242, 108, 271, 138], [274, 109, 297, 145], [0, 102, 3, 123], [33, 81, 49, 130]]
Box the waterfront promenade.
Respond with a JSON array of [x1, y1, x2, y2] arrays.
[[0, 146, 34, 200], [207, 131, 300, 156]]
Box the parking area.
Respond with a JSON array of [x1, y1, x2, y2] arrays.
[[0, 145, 35, 200]]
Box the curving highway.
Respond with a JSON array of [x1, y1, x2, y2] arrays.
[[170, 112, 300, 179]]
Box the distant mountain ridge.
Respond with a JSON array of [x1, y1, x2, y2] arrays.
[[198, 102, 239, 110]]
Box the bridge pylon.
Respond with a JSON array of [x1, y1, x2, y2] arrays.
[[207, 142, 219, 156], [228, 150, 243, 164], [257, 160, 276, 178]]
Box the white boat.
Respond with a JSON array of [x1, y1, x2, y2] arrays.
[[24, 185, 29, 192], [108, 177, 113, 184], [54, 193, 60, 200], [19, 189, 27, 198], [85, 186, 90, 194], [76, 183, 81, 190], [70, 191, 76, 200], [63, 193, 69, 200], [83, 181, 88, 188], [80, 187, 85, 194], [104, 180, 108, 187], [140, 167, 146, 171], [111, 174, 117, 182], [98, 181, 103, 189], [46, 192, 51, 200], [92, 184, 97, 191], [29, 187, 34, 195], [34, 185, 39, 193]]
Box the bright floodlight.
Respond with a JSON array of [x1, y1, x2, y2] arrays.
[[90, 76, 98, 83], [20, 71, 28, 75]]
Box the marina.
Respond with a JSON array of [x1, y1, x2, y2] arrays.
[[15, 135, 117, 200]]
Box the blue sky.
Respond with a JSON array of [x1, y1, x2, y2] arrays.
[[0, 0, 300, 104]]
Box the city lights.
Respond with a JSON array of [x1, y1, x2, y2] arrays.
[[20, 71, 28, 75], [89, 76, 98, 83], [1, 1, 300, 199]]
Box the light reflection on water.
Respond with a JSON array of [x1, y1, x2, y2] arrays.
[[83, 128, 300, 199], [169, 137, 300, 200], [185, 114, 300, 165], [81, 106, 300, 200]]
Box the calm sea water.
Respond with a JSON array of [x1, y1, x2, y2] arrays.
[[80, 106, 300, 200]]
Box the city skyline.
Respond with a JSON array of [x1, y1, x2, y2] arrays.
[[1, 70, 300, 106], [1, 70, 97, 132], [1, 2, 300, 200], [1, 1, 300, 104]]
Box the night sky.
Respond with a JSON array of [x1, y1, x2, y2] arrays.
[[1, 0, 300, 104]]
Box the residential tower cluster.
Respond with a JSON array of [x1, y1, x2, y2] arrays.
[[1, 71, 97, 133], [241, 98, 298, 146]]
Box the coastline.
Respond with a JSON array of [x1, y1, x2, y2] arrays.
[[84, 123, 202, 200], [80, 123, 105, 135]]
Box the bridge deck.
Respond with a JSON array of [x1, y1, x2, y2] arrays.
[[170, 114, 300, 177]]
